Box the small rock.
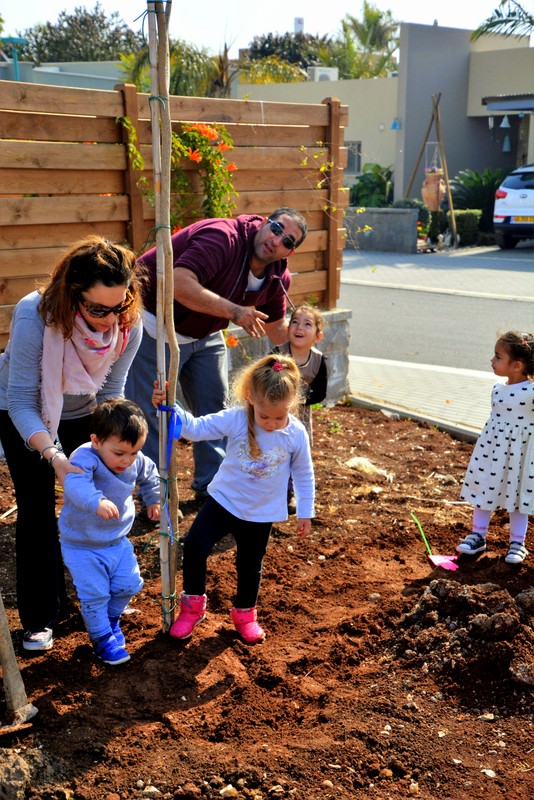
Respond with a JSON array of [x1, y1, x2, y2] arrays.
[[481, 769, 496, 778], [368, 593, 381, 602], [220, 786, 238, 798], [287, 545, 294, 553], [408, 781, 419, 795], [322, 780, 334, 789], [143, 787, 161, 798], [478, 713, 495, 722]]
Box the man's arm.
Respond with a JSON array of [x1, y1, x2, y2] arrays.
[[264, 317, 289, 345], [174, 267, 269, 338]]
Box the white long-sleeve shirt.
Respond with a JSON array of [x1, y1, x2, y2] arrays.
[[175, 406, 314, 522]]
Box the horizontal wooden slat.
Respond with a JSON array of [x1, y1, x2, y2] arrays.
[[0, 141, 126, 170], [291, 270, 328, 294], [0, 221, 128, 250], [0, 110, 121, 143], [136, 93, 349, 128], [0, 81, 124, 117], [0, 168, 125, 195], [0, 195, 130, 226], [0, 247, 71, 278], [0, 276, 44, 305]]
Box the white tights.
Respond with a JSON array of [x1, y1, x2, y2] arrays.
[[472, 508, 528, 543]]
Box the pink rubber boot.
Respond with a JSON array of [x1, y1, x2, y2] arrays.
[[230, 607, 265, 644], [169, 593, 206, 639]]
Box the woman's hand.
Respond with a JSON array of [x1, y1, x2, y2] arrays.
[[52, 454, 84, 487]]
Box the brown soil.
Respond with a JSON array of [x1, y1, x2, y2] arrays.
[[1, 403, 534, 800]]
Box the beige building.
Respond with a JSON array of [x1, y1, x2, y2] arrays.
[[236, 23, 534, 200]]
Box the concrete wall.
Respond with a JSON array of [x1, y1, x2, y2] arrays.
[[224, 309, 352, 406], [344, 208, 418, 253], [467, 48, 534, 116]]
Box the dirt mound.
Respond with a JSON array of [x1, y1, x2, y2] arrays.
[[1, 404, 534, 800], [391, 579, 534, 687]]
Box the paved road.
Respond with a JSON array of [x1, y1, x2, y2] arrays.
[[339, 243, 534, 437], [340, 285, 532, 370]]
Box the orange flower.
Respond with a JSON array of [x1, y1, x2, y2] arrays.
[[186, 123, 218, 141], [188, 148, 202, 163], [226, 162, 238, 172], [218, 142, 231, 152], [226, 334, 239, 347]]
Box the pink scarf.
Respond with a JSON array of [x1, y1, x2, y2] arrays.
[[41, 312, 129, 440]]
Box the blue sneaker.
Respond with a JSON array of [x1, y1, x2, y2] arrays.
[[92, 632, 130, 665], [109, 617, 125, 648]]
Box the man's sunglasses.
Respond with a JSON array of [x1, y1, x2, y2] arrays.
[[78, 289, 134, 319], [267, 219, 297, 250]]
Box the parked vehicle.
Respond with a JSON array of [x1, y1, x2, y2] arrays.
[[493, 164, 534, 248]]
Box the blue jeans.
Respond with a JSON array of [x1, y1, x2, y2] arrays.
[[61, 538, 143, 640], [125, 328, 227, 493]]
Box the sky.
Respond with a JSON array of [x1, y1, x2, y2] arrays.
[[1, 0, 503, 58]]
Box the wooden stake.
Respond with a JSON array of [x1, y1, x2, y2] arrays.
[[147, 1, 180, 631]]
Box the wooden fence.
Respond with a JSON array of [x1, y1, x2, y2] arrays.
[[0, 80, 348, 349]]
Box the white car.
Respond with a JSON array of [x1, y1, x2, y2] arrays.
[[493, 164, 534, 249]]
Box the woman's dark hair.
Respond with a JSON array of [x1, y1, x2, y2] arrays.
[[39, 235, 144, 338]]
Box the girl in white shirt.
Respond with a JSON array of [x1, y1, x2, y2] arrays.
[[153, 354, 314, 644]]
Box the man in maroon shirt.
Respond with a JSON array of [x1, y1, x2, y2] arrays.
[[126, 208, 307, 498]]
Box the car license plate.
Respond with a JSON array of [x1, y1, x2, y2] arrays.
[[512, 216, 534, 223]]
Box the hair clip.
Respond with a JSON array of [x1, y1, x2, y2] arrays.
[[272, 362, 284, 371]]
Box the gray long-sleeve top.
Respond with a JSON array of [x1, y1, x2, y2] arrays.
[[0, 291, 142, 446], [59, 442, 160, 548]]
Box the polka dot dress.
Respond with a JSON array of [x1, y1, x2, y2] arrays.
[[461, 380, 534, 513]]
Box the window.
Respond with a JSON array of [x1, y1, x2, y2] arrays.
[[345, 141, 362, 175]]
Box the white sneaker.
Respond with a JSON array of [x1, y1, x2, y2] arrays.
[[505, 542, 528, 565], [22, 628, 53, 651], [456, 533, 486, 555]]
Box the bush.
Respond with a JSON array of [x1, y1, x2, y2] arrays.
[[428, 210, 447, 242], [349, 163, 393, 208], [450, 168, 506, 232], [392, 197, 430, 227], [449, 209, 482, 246]]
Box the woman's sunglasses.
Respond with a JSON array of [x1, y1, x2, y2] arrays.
[[78, 289, 134, 319], [267, 219, 297, 250]]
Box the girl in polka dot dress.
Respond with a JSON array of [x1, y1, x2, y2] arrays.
[[457, 331, 534, 564]]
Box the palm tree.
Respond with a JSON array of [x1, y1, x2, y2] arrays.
[[344, 0, 399, 52], [122, 39, 216, 97], [471, 0, 534, 40], [332, 1, 399, 79]]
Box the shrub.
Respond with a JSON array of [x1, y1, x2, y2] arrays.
[[449, 209, 482, 246], [428, 210, 447, 242], [392, 197, 430, 227], [450, 168, 506, 232], [349, 163, 393, 208]]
